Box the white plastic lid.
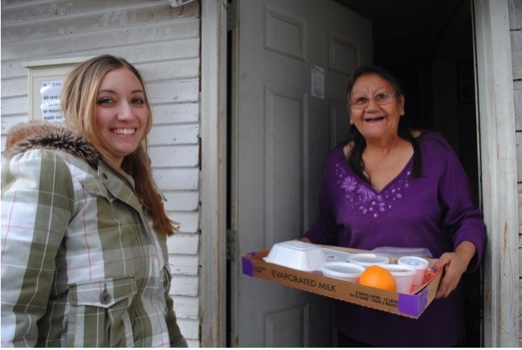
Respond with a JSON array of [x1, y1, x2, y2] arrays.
[[381, 264, 416, 276], [348, 253, 390, 267], [397, 256, 429, 268], [321, 262, 364, 277]]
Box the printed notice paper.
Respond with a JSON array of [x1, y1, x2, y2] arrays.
[[41, 80, 64, 123], [311, 65, 325, 99]]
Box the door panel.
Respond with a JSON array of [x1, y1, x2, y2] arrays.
[[230, 0, 372, 346]]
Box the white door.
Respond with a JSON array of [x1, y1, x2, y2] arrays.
[[230, 0, 372, 346]]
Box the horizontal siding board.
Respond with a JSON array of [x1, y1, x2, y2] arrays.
[[168, 254, 199, 276], [152, 102, 199, 124], [2, 42, 199, 80], [149, 124, 199, 146], [163, 191, 199, 211], [1, 1, 199, 42], [148, 80, 200, 104], [167, 232, 199, 254], [149, 145, 199, 167], [171, 295, 199, 319], [170, 275, 198, 297], [153, 168, 199, 190], [1, 96, 28, 117], [0, 77, 27, 97], [1, 19, 199, 61], [2, 40, 200, 79], [186, 339, 200, 348], [138, 58, 200, 81], [177, 319, 199, 339], [168, 212, 199, 234], [113, 37, 200, 62], [1, 115, 27, 134], [1, 0, 166, 23]]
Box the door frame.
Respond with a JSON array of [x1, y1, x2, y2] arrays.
[[200, 0, 228, 347], [473, 0, 519, 347], [199, 0, 519, 347]]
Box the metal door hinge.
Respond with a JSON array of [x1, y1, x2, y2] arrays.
[[226, 229, 237, 261]]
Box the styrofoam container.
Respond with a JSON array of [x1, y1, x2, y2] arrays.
[[321, 262, 365, 283], [381, 264, 417, 293], [348, 253, 390, 267], [322, 248, 352, 262], [397, 256, 429, 285], [263, 240, 326, 271]]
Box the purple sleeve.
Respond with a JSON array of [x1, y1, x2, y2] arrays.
[[438, 144, 486, 272]]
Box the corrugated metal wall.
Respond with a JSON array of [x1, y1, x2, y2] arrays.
[[1, 0, 201, 346]]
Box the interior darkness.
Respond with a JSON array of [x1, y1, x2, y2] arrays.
[[335, 0, 479, 198], [226, 0, 481, 346], [337, 0, 483, 347], [336, 0, 482, 347]]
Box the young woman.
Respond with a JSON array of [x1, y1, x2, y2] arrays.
[[1, 55, 187, 347]]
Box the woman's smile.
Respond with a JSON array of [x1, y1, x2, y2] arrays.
[[112, 128, 137, 135]]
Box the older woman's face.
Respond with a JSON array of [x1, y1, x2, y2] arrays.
[[95, 67, 148, 167], [349, 73, 405, 143]]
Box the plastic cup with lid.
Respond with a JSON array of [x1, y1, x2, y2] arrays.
[[397, 256, 429, 285], [320, 262, 365, 283], [381, 264, 417, 293], [347, 253, 390, 267]]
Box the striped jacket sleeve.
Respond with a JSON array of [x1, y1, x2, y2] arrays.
[[1, 150, 74, 347]]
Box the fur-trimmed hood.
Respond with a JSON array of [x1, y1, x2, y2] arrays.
[[4, 121, 100, 168]]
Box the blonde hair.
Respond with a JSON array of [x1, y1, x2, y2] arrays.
[[61, 54, 177, 236]]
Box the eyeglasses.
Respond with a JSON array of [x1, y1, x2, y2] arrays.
[[349, 92, 396, 109]]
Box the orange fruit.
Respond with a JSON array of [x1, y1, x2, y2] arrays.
[[359, 265, 396, 291]]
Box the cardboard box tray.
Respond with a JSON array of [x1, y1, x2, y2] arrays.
[[241, 245, 443, 318]]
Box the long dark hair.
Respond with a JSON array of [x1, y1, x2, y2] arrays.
[[345, 65, 422, 183]]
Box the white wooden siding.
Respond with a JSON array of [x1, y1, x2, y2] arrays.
[[509, 0, 522, 345], [1, 0, 201, 347]]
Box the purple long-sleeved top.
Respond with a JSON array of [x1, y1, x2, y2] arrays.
[[303, 131, 486, 347]]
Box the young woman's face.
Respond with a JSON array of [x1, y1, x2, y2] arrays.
[[95, 67, 148, 167], [349, 73, 405, 143]]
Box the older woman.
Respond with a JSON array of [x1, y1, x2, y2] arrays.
[[1, 55, 187, 347], [301, 66, 486, 347]]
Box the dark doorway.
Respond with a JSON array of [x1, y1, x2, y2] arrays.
[[334, 0, 478, 189], [335, 0, 481, 346], [225, 0, 482, 346]]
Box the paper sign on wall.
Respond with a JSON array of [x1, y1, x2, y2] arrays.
[[311, 65, 325, 99], [41, 80, 64, 123]]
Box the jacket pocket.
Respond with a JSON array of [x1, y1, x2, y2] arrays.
[[80, 177, 112, 202], [67, 276, 137, 347]]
